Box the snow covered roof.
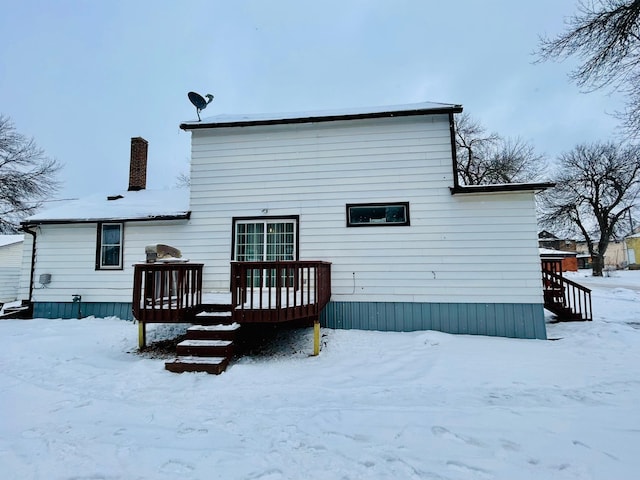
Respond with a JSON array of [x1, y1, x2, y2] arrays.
[[451, 182, 555, 195], [180, 101, 463, 130], [23, 189, 190, 225], [0, 234, 24, 247], [539, 247, 577, 257]]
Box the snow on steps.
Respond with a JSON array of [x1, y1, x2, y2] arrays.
[[193, 309, 234, 326], [165, 323, 241, 375], [175, 339, 234, 357], [165, 356, 229, 375], [187, 323, 240, 340]]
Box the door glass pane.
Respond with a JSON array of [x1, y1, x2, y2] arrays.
[[235, 220, 296, 288], [266, 222, 294, 261], [266, 222, 295, 286], [236, 223, 264, 261]]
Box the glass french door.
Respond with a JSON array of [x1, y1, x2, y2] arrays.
[[234, 219, 296, 287]]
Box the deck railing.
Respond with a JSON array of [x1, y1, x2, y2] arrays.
[[231, 260, 332, 323], [132, 262, 203, 323], [542, 264, 592, 321]]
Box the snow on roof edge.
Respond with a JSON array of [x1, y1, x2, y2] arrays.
[[539, 247, 578, 257], [0, 234, 24, 247], [24, 189, 190, 224], [181, 101, 463, 127]]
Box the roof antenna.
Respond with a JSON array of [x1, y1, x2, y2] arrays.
[[188, 91, 214, 121]]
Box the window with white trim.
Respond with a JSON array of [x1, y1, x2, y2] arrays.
[[97, 223, 123, 269]]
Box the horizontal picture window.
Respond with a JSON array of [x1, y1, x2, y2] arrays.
[[346, 202, 410, 227]]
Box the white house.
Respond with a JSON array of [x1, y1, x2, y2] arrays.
[[19, 138, 191, 319], [0, 234, 24, 304], [19, 103, 552, 339]]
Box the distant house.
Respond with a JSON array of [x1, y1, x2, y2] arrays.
[[19, 103, 556, 339], [624, 233, 640, 268], [539, 231, 630, 270], [575, 239, 628, 270], [538, 231, 576, 252], [539, 247, 578, 272], [0, 235, 24, 304]]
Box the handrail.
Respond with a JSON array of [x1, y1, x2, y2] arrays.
[[132, 261, 331, 324], [231, 260, 332, 323], [132, 263, 203, 323], [542, 269, 592, 321]]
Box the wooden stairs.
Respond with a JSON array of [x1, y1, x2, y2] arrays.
[[165, 306, 240, 375], [542, 260, 592, 322], [543, 282, 585, 321]]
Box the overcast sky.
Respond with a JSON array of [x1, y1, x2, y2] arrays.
[[0, 0, 625, 199]]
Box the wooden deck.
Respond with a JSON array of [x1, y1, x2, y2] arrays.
[[132, 260, 332, 325], [132, 262, 203, 324], [231, 261, 331, 323]]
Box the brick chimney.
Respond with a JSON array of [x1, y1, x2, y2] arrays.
[[128, 137, 148, 191]]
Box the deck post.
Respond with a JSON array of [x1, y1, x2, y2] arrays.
[[313, 320, 320, 356], [138, 321, 146, 349]]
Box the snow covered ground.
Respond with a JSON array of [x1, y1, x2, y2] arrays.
[[1, 270, 639, 480]]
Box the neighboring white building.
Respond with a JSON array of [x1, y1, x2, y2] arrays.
[[20, 103, 552, 339], [0, 234, 24, 304]]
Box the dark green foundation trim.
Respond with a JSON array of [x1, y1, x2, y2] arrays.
[[320, 301, 547, 339], [33, 302, 133, 321]]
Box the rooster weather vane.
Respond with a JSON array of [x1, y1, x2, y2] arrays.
[[188, 91, 214, 121]]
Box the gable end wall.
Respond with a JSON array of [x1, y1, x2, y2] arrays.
[[187, 114, 543, 306]]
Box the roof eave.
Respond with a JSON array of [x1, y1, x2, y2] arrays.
[[180, 105, 464, 131], [21, 212, 191, 227], [0, 240, 23, 247], [450, 182, 556, 195]]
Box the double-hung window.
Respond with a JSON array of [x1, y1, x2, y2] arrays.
[[97, 223, 123, 270]]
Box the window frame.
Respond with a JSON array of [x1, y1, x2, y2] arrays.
[[231, 215, 299, 262], [346, 202, 410, 227], [96, 222, 124, 270]]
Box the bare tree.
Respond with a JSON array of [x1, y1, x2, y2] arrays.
[[538, 141, 640, 276], [455, 113, 544, 185], [175, 172, 190, 189], [175, 157, 191, 189], [0, 115, 61, 233], [536, 0, 640, 136]]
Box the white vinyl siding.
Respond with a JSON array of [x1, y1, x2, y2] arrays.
[[186, 114, 543, 305], [22, 221, 189, 304], [0, 240, 24, 303]]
